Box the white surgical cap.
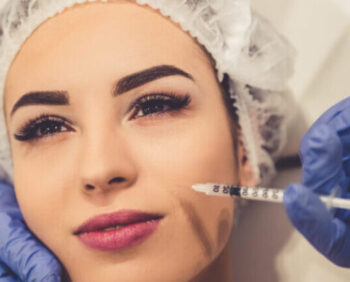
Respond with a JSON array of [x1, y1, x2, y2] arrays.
[[0, 0, 296, 185]]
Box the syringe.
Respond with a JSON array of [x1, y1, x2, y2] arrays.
[[191, 183, 350, 210]]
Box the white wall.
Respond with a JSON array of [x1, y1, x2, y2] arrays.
[[252, 0, 350, 124]]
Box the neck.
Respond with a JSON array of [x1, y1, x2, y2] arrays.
[[190, 236, 234, 282]]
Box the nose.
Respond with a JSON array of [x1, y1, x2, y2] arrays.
[[78, 129, 138, 194]]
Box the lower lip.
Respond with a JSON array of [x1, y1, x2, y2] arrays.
[[76, 219, 162, 251]]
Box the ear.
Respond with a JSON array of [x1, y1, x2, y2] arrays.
[[237, 140, 257, 186]]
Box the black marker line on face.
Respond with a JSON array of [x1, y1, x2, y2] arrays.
[[178, 198, 213, 258], [216, 208, 231, 250]]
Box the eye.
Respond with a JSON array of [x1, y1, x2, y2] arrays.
[[14, 114, 74, 142], [13, 93, 191, 142], [129, 92, 191, 120]]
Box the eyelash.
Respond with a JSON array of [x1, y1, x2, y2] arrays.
[[13, 92, 191, 142]]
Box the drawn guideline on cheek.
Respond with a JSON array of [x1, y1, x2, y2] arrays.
[[178, 198, 213, 258], [216, 208, 231, 250]]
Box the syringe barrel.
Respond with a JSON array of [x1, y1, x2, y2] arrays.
[[239, 186, 284, 203], [320, 196, 350, 210]]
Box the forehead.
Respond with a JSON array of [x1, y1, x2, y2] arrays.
[[5, 1, 210, 105]]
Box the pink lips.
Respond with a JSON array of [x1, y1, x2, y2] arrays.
[[74, 210, 164, 251]]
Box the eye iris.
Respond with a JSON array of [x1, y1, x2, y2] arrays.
[[38, 121, 62, 136], [143, 100, 169, 115], [132, 93, 191, 120]]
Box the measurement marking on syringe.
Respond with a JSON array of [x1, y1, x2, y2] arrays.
[[192, 183, 350, 210]]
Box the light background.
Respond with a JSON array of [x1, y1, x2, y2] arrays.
[[0, 0, 350, 281], [231, 0, 350, 281]]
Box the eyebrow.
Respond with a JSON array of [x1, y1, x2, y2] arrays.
[[10, 65, 194, 118]]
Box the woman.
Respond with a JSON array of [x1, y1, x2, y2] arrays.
[[0, 0, 295, 281]]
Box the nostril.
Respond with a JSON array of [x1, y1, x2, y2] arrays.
[[108, 177, 125, 184], [86, 184, 95, 190], [84, 177, 125, 191]]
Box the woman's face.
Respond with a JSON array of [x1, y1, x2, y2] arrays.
[[4, 1, 249, 281]]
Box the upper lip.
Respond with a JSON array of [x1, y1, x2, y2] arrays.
[[74, 210, 164, 235]]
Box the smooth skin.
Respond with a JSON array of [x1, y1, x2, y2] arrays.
[[4, 1, 255, 281]]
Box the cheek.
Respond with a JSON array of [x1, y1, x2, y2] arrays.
[[177, 194, 234, 259], [12, 151, 69, 247], [129, 103, 237, 257], [130, 110, 237, 187]]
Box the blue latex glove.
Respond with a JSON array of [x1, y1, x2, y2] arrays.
[[284, 97, 350, 267], [0, 181, 62, 281]]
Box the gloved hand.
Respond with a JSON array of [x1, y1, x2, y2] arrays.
[[0, 181, 62, 281], [284, 97, 350, 267]]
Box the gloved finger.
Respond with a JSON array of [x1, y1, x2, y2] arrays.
[[307, 97, 350, 130], [300, 124, 346, 195], [284, 184, 350, 267], [0, 276, 19, 282], [327, 110, 350, 174], [0, 261, 18, 281], [0, 213, 62, 282], [0, 182, 62, 281], [0, 262, 8, 278], [302, 102, 350, 175], [0, 278, 18, 282], [0, 182, 22, 219]]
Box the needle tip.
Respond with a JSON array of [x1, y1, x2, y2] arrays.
[[191, 184, 211, 194]]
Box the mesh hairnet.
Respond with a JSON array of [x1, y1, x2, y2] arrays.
[[0, 0, 296, 185]]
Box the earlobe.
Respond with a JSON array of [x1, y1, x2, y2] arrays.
[[237, 141, 257, 187]]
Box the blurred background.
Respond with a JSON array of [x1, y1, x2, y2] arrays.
[[232, 0, 350, 281], [0, 0, 349, 281]]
